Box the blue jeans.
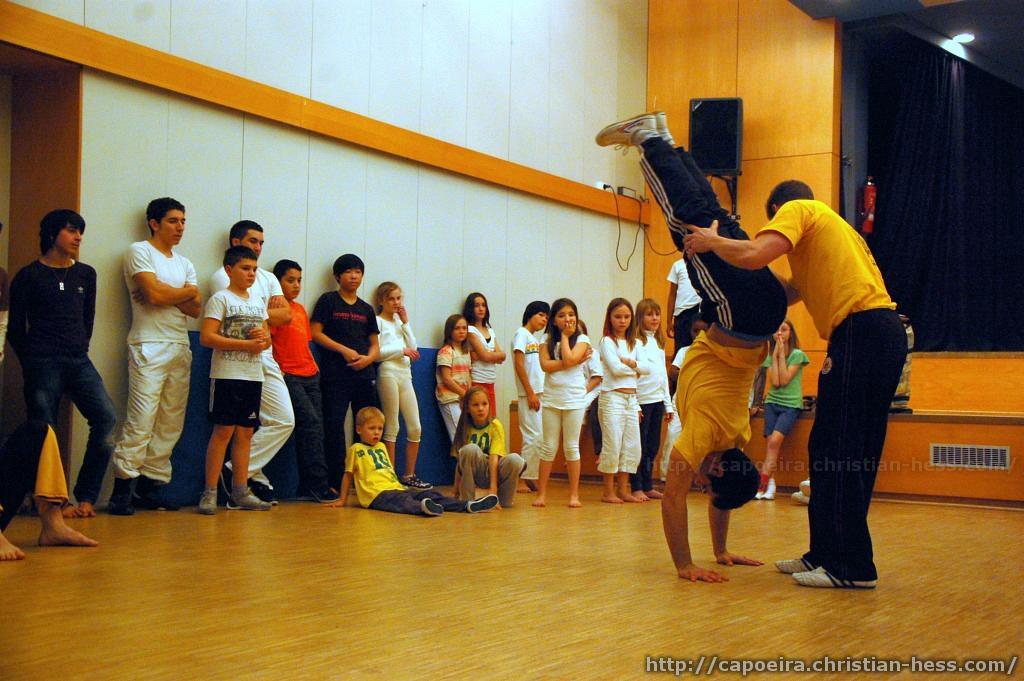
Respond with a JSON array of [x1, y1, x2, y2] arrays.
[[21, 354, 116, 504]]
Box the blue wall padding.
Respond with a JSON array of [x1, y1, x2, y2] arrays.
[[160, 333, 455, 506]]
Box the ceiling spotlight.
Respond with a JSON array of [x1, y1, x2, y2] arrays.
[[951, 32, 975, 44]]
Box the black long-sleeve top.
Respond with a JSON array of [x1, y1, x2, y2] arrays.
[[8, 260, 97, 359]]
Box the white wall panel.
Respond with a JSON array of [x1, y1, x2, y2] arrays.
[[85, 0, 170, 51], [504, 193, 547, 312], [368, 0, 422, 131], [311, 0, 372, 115], [542, 204, 582, 315], [363, 155, 419, 306], [245, 0, 313, 97], [466, 0, 511, 159], [420, 0, 470, 145], [614, 0, 647, 191], [10, 0, 84, 23], [508, 0, 548, 171], [166, 96, 244, 306], [239, 117, 310, 281], [170, 0, 246, 77], [305, 137, 369, 305], [546, 0, 585, 183], [582, 0, 619, 188], [78, 71, 172, 474], [415, 168, 465, 347]]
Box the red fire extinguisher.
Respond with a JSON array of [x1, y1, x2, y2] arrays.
[[861, 176, 877, 234]]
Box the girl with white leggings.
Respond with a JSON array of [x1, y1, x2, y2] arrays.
[[374, 282, 429, 489], [534, 298, 591, 509]]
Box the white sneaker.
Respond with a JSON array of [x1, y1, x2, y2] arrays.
[[595, 113, 661, 148], [763, 477, 776, 500], [754, 490, 765, 500], [197, 489, 217, 515], [654, 111, 675, 146], [791, 491, 810, 505], [227, 488, 272, 511], [775, 557, 817, 574], [793, 566, 877, 589], [799, 479, 811, 496]]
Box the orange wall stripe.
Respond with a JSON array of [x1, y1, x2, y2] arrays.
[[0, 0, 648, 225]]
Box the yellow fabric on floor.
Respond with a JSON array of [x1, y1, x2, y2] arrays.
[[34, 425, 69, 506]]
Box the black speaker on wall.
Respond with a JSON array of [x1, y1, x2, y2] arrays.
[[689, 98, 743, 175]]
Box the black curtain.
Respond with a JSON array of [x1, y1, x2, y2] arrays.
[[868, 35, 1024, 350]]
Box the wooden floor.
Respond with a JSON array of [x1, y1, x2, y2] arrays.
[[2, 482, 1022, 681]]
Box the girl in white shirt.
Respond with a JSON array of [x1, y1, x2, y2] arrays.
[[535, 298, 591, 508], [374, 282, 429, 489], [633, 298, 674, 500], [463, 292, 506, 417], [597, 298, 648, 503]]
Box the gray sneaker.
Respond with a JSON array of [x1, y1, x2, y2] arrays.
[[227, 488, 272, 511], [198, 489, 218, 515]]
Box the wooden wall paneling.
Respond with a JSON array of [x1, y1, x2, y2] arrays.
[[736, 0, 839, 160], [4, 65, 80, 456]]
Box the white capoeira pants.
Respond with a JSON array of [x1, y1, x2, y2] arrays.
[[112, 342, 192, 483], [597, 390, 641, 474], [517, 395, 543, 480]]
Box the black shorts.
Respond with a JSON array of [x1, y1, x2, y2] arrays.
[[209, 379, 262, 429]]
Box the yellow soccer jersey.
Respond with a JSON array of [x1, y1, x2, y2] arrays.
[[467, 419, 506, 457], [759, 199, 895, 340], [345, 441, 406, 507]]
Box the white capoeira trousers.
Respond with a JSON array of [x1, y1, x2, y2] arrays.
[[597, 390, 641, 474]]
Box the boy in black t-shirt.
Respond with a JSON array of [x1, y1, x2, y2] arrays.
[[311, 254, 381, 490], [8, 210, 117, 518]]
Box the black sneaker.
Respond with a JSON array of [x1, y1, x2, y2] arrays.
[[248, 479, 278, 505], [400, 474, 432, 489], [420, 498, 444, 516], [310, 488, 340, 504], [107, 478, 135, 516], [132, 477, 181, 511], [466, 494, 499, 513]]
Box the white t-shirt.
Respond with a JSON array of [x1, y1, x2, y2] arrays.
[[210, 266, 282, 361], [204, 289, 268, 381], [667, 258, 700, 315], [543, 333, 591, 410], [512, 326, 545, 397], [637, 332, 674, 411], [583, 346, 604, 408], [124, 241, 197, 345], [467, 324, 499, 383]]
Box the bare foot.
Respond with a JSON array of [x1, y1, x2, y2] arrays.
[[601, 494, 624, 504], [516, 483, 531, 493], [633, 490, 650, 502], [75, 502, 97, 518], [532, 496, 547, 508], [524, 479, 538, 492], [38, 524, 98, 548], [619, 492, 643, 503], [61, 505, 78, 519], [568, 497, 582, 508], [0, 533, 26, 561], [646, 489, 664, 499]]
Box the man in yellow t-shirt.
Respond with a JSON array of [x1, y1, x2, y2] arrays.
[[330, 407, 498, 516], [683, 181, 907, 589], [1, 421, 98, 561]]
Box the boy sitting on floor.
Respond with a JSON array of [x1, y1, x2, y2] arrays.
[[330, 407, 498, 516]]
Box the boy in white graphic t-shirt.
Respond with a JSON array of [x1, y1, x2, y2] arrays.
[[197, 246, 272, 515]]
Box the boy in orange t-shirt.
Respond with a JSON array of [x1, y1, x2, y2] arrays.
[[271, 260, 338, 503]]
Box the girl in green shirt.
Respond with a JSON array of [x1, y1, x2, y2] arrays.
[[758, 320, 809, 499]]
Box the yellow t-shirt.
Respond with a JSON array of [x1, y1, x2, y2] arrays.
[[345, 441, 405, 507], [759, 199, 895, 340], [673, 332, 766, 473], [467, 419, 507, 457]]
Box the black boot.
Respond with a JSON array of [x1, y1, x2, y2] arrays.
[[108, 477, 135, 516]]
